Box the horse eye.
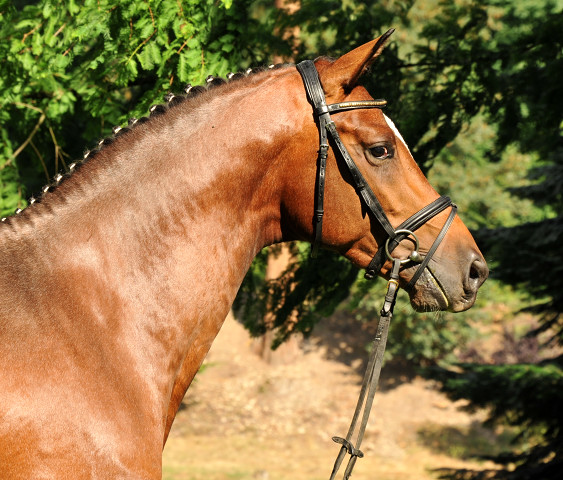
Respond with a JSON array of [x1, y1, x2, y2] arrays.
[[369, 145, 391, 159]]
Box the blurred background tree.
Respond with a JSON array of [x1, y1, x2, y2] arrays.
[[1, 0, 561, 478], [0, 0, 284, 213]]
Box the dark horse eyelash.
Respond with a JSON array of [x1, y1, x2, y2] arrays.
[[4, 63, 293, 217]]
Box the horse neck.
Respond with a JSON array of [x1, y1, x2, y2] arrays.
[[3, 70, 297, 426], [39, 74, 291, 286]]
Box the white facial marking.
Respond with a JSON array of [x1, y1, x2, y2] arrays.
[[384, 114, 411, 155]]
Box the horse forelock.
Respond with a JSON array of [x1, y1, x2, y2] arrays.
[[1, 63, 294, 228]]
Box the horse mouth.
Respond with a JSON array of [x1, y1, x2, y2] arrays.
[[426, 266, 450, 306], [407, 266, 475, 313]]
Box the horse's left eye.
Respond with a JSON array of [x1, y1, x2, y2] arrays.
[[369, 145, 391, 159]]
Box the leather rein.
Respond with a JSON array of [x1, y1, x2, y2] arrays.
[[296, 60, 458, 480]]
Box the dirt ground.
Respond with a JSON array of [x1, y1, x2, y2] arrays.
[[163, 312, 501, 480]]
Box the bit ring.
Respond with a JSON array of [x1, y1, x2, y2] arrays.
[[385, 229, 422, 265]]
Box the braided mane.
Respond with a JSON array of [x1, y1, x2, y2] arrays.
[[1, 63, 292, 223]]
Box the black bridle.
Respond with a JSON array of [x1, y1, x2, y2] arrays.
[[296, 59, 458, 480], [296, 59, 457, 286]]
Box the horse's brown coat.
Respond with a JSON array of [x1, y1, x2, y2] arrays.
[[0, 35, 487, 478]]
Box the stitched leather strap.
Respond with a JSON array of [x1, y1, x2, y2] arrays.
[[297, 61, 331, 257], [405, 204, 457, 290], [296, 61, 396, 252], [364, 196, 454, 280]]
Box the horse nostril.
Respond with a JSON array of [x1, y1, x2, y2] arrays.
[[468, 255, 489, 290], [469, 263, 480, 280]]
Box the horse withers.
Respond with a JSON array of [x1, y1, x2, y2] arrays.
[[0, 31, 487, 478]]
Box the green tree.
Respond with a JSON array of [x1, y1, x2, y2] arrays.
[[0, 0, 281, 215], [414, 1, 563, 478]]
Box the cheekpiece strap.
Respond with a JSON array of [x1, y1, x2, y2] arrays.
[[296, 60, 394, 258], [297, 60, 332, 258]]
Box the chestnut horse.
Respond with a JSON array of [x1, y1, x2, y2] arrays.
[[0, 33, 487, 478]]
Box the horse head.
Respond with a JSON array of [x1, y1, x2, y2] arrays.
[[278, 31, 488, 312]]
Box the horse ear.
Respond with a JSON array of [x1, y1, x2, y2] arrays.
[[320, 28, 395, 98]]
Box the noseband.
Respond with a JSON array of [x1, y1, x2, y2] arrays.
[[296, 60, 458, 480]]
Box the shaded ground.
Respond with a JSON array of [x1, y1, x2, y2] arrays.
[[163, 312, 502, 480]]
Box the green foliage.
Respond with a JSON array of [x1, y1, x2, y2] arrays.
[[235, 245, 358, 349], [418, 422, 519, 461], [428, 361, 563, 479], [0, 0, 279, 216], [428, 118, 550, 231], [410, 1, 563, 478]]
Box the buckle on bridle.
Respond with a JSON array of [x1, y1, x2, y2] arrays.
[[331, 437, 364, 459]]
